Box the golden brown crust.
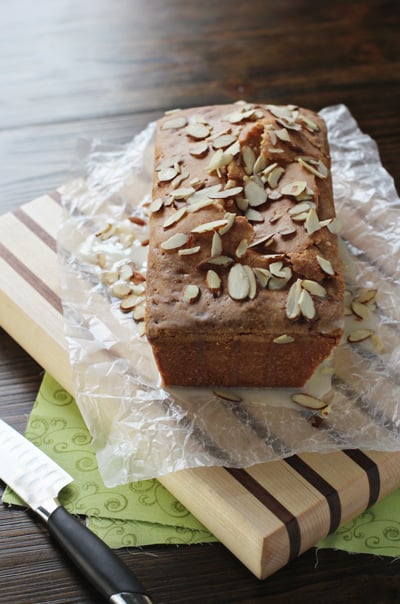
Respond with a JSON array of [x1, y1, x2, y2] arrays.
[[145, 102, 344, 387]]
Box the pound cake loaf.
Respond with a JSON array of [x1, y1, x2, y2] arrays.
[[145, 101, 344, 387]]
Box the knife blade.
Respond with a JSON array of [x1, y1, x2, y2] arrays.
[[0, 419, 154, 604]]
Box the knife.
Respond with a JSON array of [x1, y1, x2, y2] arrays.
[[0, 418, 154, 604]]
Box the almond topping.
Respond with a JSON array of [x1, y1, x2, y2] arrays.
[[273, 334, 295, 344], [149, 198, 164, 213], [228, 263, 250, 300], [183, 284, 200, 304], [242, 145, 256, 175], [186, 123, 210, 140], [347, 329, 375, 343], [243, 264, 257, 299], [158, 167, 178, 182], [316, 254, 335, 275], [163, 207, 187, 229], [206, 270, 221, 296], [305, 208, 321, 235], [211, 232, 223, 257], [244, 180, 268, 207], [286, 278, 302, 319], [160, 233, 189, 250], [291, 393, 327, 410], [191, 219, 229, 234], [178, 245, 201, 256], [302, 279, 327, 297], [351, 300, 372, 321], [120, 294, 142, 312], [253, 267, 271, 288], [161, 116, 187, 130], [189, 142, 209, 158], [299, 288, 316, 319], [235, 238, 248, 258], [213, 389, 243, 402], [212, 134, 237, 149]]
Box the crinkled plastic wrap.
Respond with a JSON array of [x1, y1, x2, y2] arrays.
[[57, 105, 400, 486]]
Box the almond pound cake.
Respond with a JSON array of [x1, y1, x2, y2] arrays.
[[145, 102, 344, 387]]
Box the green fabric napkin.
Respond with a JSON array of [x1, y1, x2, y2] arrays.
[[2, 373, 215, 546], [3, 373, 400, 556]]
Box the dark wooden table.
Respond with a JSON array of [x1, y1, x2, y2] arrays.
[[1, 1, 399, 602]]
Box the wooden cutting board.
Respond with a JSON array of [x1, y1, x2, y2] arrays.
[[1, 193, 400, 580]]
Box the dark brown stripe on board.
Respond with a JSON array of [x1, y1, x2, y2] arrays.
[[343, 449, 380, 507], [14, 207, 57, 253], [49, 190, 62, 205], [0, 243, 62, 314], [225, 467, 301, 561], [284, 455, 342, 534]]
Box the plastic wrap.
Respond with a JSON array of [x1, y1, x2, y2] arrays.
[[58, 105, 400, 486]]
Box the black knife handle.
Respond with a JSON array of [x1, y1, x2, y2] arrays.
[[46, 505, 154, 603]]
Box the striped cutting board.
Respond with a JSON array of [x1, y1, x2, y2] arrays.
[[1, 193, 400, 579]]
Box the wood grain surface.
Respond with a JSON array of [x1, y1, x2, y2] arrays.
[[1, 1, 399, 602]]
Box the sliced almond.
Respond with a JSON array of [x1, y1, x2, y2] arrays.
[[275, 127, 291, 142], [206, 270, 222, 296], [347, 328, 375, 343], [305, 208, 321, 235], [191, 219, 229, 234], [212, 134, 237, 149], [298, 157, 328, 179], [253, 267, 271, 288], [188, 184, 222, 204], [158, 167, 178, 182], [161, 116, 187, 130], [120, 294, 141, 312], [267, 166, 285, 189], [280, 226, 297, 238], [149, 197, 164, 213], [183, 284, 200, 304], [204, 255, 234, 267], [299, 288, 316, 319], [242, 145, 256, 175], [111, 282, 132, 298], [178, 245, 201, 256], [244, 180, 268, 207], [171, 186, 195, 200], [243, 265, 257, 299], [354, 288, 377, 304], [219, 212, 236, 235], [281, 181, 307, 197], [298, 115, 320, 132], [119, 263, 135, 281], [211, 232, 223, 257], [288, 201, 315, 216], [291, 393, 327, 410], [235, 238, 248, 259], [189, 142, 209, 158], [186, 122, 210, 140], [160, 232, 189, 250], [351, 300, 372, 321], [209, 186, 243, 199], [207, 149, 233, 174], [228, 263, 250, 300], [213, 389, 242, 402], [316, 254, 335, 275], [133, 303, 146, 321], [245, 208, 264, 223], [286, 279, 302, 319], [253, 154, 268, 174], [273, 334, 295, 344], [302, 279, 327, 297], [163, 207, 187, 229]]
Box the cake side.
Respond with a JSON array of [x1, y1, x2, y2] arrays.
[[145, 102, 344, 387]]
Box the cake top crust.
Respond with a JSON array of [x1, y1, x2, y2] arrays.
[[146, 102, 344, 339]]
